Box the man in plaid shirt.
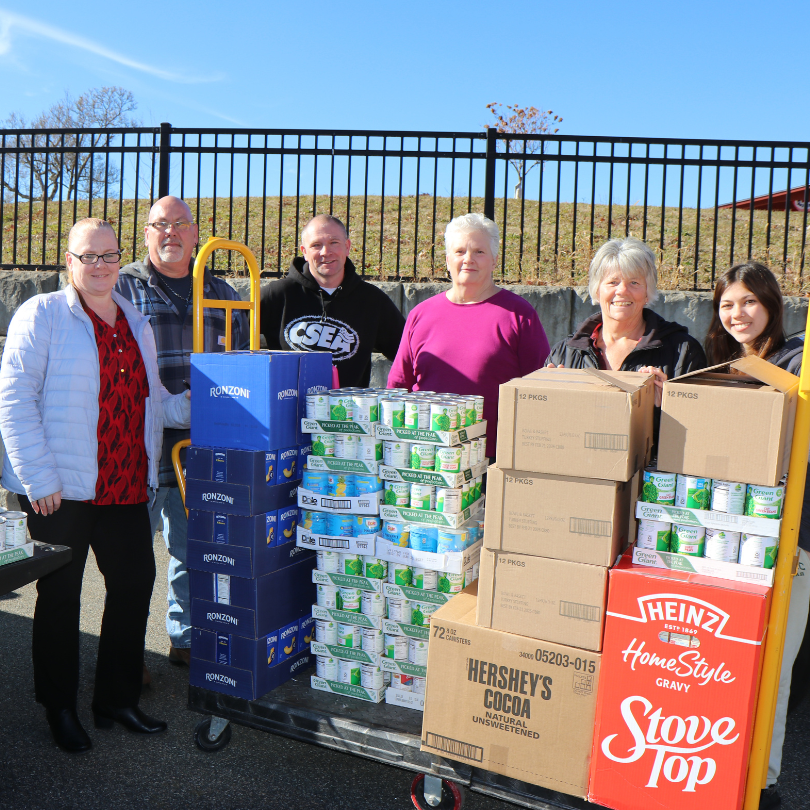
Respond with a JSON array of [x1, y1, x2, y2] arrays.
[[117, 196, 247, 676]]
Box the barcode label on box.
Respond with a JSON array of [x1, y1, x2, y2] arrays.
[[737, 570, 770, 582], [709, 513, 739, 524], [584, 433, 628, 451], [321, 497, 352, 510], [560, 601, 601, 622], [424, 732, 483, 762], [569, 518, 612, 537], [320, 537, 350, 549]]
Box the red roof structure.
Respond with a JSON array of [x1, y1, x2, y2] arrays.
[[720, 185, 810, 211]]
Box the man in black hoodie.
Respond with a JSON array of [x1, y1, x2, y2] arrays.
[[260, 215, 405, 387]]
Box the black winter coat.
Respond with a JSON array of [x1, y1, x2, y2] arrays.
[[546, 308, 707, 378], [260, 257, 405, 387]]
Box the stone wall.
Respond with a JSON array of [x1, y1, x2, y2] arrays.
[[0, 271, 806, 375]]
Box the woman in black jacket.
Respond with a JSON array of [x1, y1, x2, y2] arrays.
[[546, 236, 706, 405]]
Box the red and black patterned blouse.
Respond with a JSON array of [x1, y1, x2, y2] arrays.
[[86, 306, 149, 505]]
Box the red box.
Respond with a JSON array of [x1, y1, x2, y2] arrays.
[[589, 553, 771, 810]]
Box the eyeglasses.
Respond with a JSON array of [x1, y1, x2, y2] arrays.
[[147, 220, 195, 232], [68, 250, 122, 264]]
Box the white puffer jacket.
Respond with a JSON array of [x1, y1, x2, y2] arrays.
[[0, 285, 191, 502]]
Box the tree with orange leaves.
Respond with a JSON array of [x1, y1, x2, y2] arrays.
[[486, 103, 562, 199]]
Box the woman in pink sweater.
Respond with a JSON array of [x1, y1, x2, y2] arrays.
[[387, 213, 550, 455]]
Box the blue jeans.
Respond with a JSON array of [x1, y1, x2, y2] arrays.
[[149, 486, 190, 649]]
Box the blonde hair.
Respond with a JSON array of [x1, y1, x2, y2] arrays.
[[587, 236, 659, 305], [66, 218, 118, 283]]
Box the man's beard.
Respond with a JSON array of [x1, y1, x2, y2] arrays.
[[156, 243, 186, 263]]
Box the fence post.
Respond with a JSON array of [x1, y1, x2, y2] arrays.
[[158, 122, 172, 199], [484, 128, 497, 221]]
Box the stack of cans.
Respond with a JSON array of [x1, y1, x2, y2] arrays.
[[637, 466, 783, 569]]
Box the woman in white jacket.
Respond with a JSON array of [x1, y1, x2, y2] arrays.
[[0, 218, 190, 754]]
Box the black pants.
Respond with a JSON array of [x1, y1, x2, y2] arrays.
[[19, 497, 155, 711]]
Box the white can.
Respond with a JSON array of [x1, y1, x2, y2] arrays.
[[339, 587, 362, 612], [459, 442, 470, 471], [391, 672, 413, 691], [710, 480, 747, 515], [410, 443, 436, 471], [478, 436, 487, 462], [315, 619, 338, 645], [338, 658, 361, 685], [352, 393, 379, 423], [413, 676, 427, 695], [214, 573, 230, 605], [334, 434, 358, 460], [337, 622, 362, 648], [387, 598, 411, 623], [642, 468, 677, 505], [410, 484, 435, 511], [381, 398, 405, 428], [340, 553, 363, 577], [739, 533, 779, 569], [473, 396, 485, 423], [361, 590, 386, 616], [675, 476, 712, 510], [408, 638, 429, 666], [363, 557, 389, 580], [383, 441, 410, 469], [317, 583, 338, 609], [385, 633, 409, 661], [329, 392, 353, 421], [3, 511, 27, 549], [468, 438, 480, 467], [388, 562, 413, 587], [360, 662, 384, 690], [412, 567, 438, 591], [636, 519, 672, 552], [704, 528, 742, 562], [317, 550, 340, 573], [361, 627, 384, 654], [404, 400, 430, 430], [306, 393, 330, 420], [316, 655, 338, 681], [357, 436, 383, 463], [436, 446, 462, 473], [436, 487, 462, 513]]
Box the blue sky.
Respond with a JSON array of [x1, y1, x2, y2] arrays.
[[1, 0, 807, 141]]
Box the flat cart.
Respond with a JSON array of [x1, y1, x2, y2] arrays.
[[0, 542, 71, 597]]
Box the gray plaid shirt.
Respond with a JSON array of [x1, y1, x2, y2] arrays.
[[116, 257, 248, 486]]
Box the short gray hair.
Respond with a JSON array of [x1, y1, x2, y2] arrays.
[[444, 213, 499, 260], [588, 236, 659, 305]]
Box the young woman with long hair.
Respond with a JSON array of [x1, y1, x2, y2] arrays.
[[706, 262, 808, 810]]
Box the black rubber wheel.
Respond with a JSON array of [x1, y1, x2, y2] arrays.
[[410, 774, 462, 810], [194, 717, 232, 752]]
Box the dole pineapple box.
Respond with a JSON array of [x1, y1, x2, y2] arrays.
[[589, 553, 771, 810], [187, 508, 307, 578], [190, 350, 332, 450]]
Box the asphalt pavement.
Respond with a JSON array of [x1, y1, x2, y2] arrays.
[[1, 537, 810, 810]]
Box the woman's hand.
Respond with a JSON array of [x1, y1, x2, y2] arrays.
[[544, 362, 559, 369], [639, 366, 667, 407], [31, 491, 62, 516]]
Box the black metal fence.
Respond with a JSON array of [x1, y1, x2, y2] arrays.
[[2, 124, 809, 291]]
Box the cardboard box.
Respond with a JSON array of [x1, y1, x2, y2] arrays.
[[311, 640, 383, 666], [374, 537, 482, 575], [311, 604, 382, 629], [421, 584, 601, 797], [589, 553, 770, 810], [378, 495, 484, 529], [658, 356, 798, 487], [307, 455, 380, 475], [496, 369, 654, 482], [190, 630, 311, 701], [476, 549, 607, 651], [185, 446, 300, 516], [484, 466, 634, 566], [296, 526, 377, 556], [311, 569, 383, 593], [188, 536, 313, 580], [379, 459, 488, 488], [310, 675, 385, 703], [386, 688, 425, 711], [634, 499, 780, 539], [189, 556, 315, 638], [374, 419, 487, 446], [297, 486, 382, 516]]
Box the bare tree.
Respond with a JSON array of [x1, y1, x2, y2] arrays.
[[2, 87, 139, 202], [485, 103, 562, 199]]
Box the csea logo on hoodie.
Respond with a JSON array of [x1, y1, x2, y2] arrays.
[[285, 316, 359, 361]]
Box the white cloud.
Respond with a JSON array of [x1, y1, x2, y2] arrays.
[[0, 9, 224, 84]]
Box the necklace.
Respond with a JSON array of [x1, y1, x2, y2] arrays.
[[159, 275, 193, 305]]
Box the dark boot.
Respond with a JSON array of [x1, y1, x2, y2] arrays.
[[45, 708, 92, 753], [92, 705, 167, 734]]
